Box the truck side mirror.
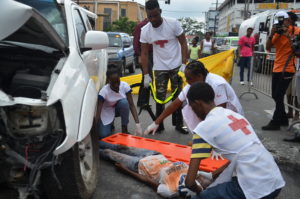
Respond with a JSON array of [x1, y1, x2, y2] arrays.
[[259, 22, 264, 32]]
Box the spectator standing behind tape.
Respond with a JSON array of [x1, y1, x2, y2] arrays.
[[133, 18, 154, 107], [140, 0, 189, 134], [238, 27, 255, 86], [200, 32, 215, 58], [188, 37, 201, 61], [262, 11, 300, 131], [184, 82, 285, 199]]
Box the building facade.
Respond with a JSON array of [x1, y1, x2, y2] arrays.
[[205, 8, 219, 34], [217, 0, 300, 33], [76, 0, 146, 31]]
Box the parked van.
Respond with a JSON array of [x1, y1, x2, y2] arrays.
[[107, 32, 135, 76]]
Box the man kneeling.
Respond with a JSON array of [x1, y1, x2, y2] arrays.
[[185, 82, 285, 199]]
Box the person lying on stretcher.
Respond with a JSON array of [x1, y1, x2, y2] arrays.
[[99, 141, 225, 198]]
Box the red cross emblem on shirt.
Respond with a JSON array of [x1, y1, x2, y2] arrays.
[[227, 115, 251, 135], [154, 40, 168, 48]]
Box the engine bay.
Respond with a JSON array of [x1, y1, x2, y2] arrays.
[[0, 46, 60, 99]]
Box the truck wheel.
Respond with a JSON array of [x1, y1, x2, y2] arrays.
[[42, 124, 99, 199], [128, 61, 135, 74]]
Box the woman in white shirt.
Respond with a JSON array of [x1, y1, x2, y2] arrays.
[[96, 66, 142, 139], [200, 32, 215, 58]]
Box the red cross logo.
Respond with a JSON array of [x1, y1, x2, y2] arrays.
[[154, 40, 168, 48], [227, 115, 251, 135]]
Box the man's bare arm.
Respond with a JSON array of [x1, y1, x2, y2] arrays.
[[185, 158, 204, 193], [155, 98, 183, 124], [141, 43, 150, 74], [177, 33, 188, 64]]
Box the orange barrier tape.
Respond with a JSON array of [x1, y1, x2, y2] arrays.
[[101, 133, 230, 173]]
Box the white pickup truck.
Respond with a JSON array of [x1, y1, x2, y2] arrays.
[[0, 0, 108, 198]]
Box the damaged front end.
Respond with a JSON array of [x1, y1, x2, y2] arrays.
[[0, 0, 68, 197]]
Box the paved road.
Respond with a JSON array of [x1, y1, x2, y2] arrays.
[[93, 66, 300, 199]]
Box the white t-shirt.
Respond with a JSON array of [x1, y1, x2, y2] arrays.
[[140, 17, 183, 70], [202, 39, 213, 54], [178, 73, 243, 131], [98, 81, 131, 125], [194, 107, 285, 199]]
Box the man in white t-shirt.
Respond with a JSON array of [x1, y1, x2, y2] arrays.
[[184, 82, 285, 199], [140, 0, 189, 134], [144, 60, 243, 134]]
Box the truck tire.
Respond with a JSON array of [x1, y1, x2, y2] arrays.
[[128, 61, 135, 74], [42, 124, 99, 199]]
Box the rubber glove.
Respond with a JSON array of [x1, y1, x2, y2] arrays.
[[143, 74, 152, 88], [134, 123, 143, 136], [179, 64, 186, 72], [144, 122, 159, 135], [211, 150, 224, 160]]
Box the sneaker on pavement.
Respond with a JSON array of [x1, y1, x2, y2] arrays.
[[280, 120, 289, 126], [240, 81, 244, 85], [250, 82, 253, 86]]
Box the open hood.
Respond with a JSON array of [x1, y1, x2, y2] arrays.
[[0, 0, 67, 52]]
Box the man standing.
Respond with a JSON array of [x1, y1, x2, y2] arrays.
[[262, 11, 300, 130], [184, 82, 285, 199], [140, 0, 188, 133], [238, 27, 255, 85]]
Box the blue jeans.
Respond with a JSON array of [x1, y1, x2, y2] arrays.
[[99, 141, 159, 171], [192, 177, 281, 199], [239, 56, 251, 82], [98, 98, 129, 139]]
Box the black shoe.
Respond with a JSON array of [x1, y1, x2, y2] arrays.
[[262, 121, 280, 131], [283, 137, 300, 142], [175, 126, 189, 134], [280, 120, 289, 126]]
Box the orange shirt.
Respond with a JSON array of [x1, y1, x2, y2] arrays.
[[272, 26, 300, 73]]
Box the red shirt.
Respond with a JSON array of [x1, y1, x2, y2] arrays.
[[238, 36, 255, 57], [133, 19, 152, 56]]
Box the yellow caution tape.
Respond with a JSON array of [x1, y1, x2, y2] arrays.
[[149, 82, 178, 104]]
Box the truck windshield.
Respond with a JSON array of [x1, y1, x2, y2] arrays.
[[16, 0, 68, 44], [108, 35, 122, 47]]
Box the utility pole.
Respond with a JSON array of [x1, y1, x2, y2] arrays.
[[213, 0, 219, 36]]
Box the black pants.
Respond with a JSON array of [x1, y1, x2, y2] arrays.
[[272, 72, 294, 123]]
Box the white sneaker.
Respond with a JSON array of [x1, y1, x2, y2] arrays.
[[240, 81, 244, 85], [250, 82, 253, 86]]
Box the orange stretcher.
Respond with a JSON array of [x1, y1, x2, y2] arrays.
[[101, 133, 230, 173]]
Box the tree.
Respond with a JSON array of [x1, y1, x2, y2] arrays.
[[106, 17, 137, 35], [178, 17, 205, 37]]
